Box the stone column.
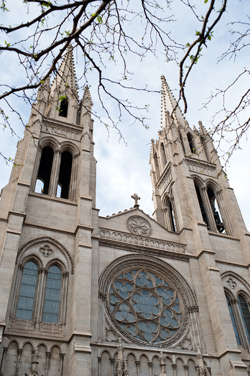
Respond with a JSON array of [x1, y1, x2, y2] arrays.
[[49, 149, 61, 197]]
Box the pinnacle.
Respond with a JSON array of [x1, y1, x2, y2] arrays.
[[50, 47, 79, 100], [82, 85, 93, 106], [160, 75, 188, 129]]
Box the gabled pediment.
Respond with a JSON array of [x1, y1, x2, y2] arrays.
[[98, 208, 186, 257]]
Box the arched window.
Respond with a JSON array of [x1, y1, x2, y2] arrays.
[[42, 265, 62, 323], [165, 195, 177, 232], [153, 152, 160, 180], [16, 261, 38, 320], [187, 132, 196, 153], [238, 294, 250, 344], [207, 187, 224, 233], [35, 146, 54, 195], [57, 151, 73, 199], [225, 294, 241, 345], [59, 97, 68, 117], [160, 142, 167, 167], [195, 183, 208, 226]]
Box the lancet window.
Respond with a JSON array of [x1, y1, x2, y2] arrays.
[[194, 179, 228, 234], [187, 132, 196, 153], [33, 141, 78, 200], [160, 142, 167, 168], [164, 191, 178, 232], [224, 286, 250, 349], [10, 240, 70, 330], [59, 97, 68, 117], [35, 146, 54, 194]]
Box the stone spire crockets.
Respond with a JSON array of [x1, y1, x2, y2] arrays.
[[46, 47, 79, 123], [50, 46, 79, 100], [160, 75, 187, 129]]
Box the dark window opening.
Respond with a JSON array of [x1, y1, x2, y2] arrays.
[[154, 153, 160, 180], [160, 142, 167, 166], [187, 133, 196, 153], [35, 146, 54, 195], [207, 187, 224, 233], [195, 184, 208, 227], [57, 151, 72, 199], [59, 97, 68, 117], [168, 199, 176, 232]]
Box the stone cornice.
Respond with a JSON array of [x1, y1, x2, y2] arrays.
[[99, 228, 187, 260]]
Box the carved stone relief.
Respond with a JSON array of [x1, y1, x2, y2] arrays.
[[39, 245, 53, 258], [127, 216, 152, 236]]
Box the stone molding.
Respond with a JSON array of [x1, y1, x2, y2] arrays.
[[42, 120, 81, 141], [17, 236, 74, 274], [186, 158, 216, 177], [99, 228, 185, 256]]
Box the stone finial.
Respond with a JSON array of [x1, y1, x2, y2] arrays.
[[131, 193, 141, 208]]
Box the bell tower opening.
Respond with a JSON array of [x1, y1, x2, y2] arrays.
[[187, 132, 196, 153], [207, 187, 225, 233], [35, 146, 54, 194], [57, 151, 73, 199], [59, 97, 68, 117]]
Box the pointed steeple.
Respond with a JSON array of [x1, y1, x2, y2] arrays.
[[82, 85, 93, 112], [50, 46, 79, 100], [46, 47, 79, 123], [160, 75, 187, 129]]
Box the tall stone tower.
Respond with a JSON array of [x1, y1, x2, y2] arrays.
[[0, 53, 250, 376]]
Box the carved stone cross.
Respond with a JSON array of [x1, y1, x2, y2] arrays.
[[131, 193, 141, 208]]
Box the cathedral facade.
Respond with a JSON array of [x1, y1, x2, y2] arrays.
[[0, 50, 250, 376]]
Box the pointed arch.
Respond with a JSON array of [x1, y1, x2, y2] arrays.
[[17, 236, 74, 274], [59, 96, 68, 117], [187, 132, 196, 153]]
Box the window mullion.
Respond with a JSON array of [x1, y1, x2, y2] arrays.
[[10, 265, 23, 319], [36, 268, 47, 324], [61, 272, 69, 325], [69, 153, 78, 201], [201, 187, 217, 232], [49, 150, 61, 197], [30, 145, 42, 192]]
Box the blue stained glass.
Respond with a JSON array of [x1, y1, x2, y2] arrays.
[[110, 295, 119, 304], [16, 261, 38, 320], [124, 272, 132, 280], [160, 329, 170, 339], [127, 325, 136, 335], [42, 265, 62, 323], [155, 276, 163, 285], [172, 304, 181, 313], [226, 295, 241, 345], [108, 267, 182, 344]]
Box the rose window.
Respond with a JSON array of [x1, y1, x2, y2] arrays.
[[108, 268, 183, 345]]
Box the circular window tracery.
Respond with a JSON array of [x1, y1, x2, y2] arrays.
[[108, 267, 183, 345]]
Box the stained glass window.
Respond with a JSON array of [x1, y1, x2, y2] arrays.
[[16, 261, 38, 320], [42, 265, 62, 323], [226, 294, 241, 345], [108, 268, 183, 344], [238, 294, 250, 344]]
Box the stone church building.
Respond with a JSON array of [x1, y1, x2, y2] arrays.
[[0, 49, 250, 376]]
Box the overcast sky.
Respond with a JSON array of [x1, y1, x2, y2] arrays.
[[0, 0, 250, 230]]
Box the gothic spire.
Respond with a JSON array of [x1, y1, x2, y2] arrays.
[[50, 46, 79, 100], [160, 75, 187, 129]]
